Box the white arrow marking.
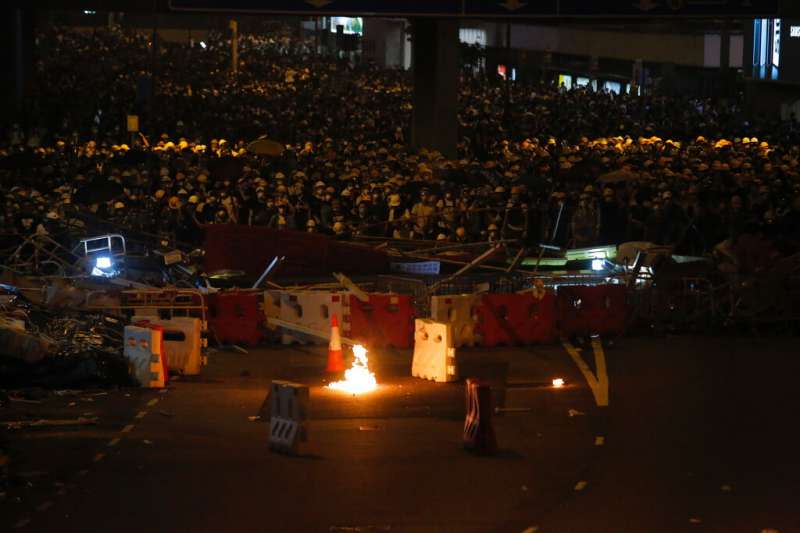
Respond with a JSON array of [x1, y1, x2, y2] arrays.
[[562, 338, 609, 407]]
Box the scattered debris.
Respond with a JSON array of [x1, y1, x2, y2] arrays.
[[8, 396, 43, 404], [4, 417, 99, 430], [568, 409, 585, 417], [247, 415, 261, 422]]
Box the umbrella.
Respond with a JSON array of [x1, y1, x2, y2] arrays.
[[597, 169, 641, 183], [247, 138, 284, 157], [73, 180, 124, 204]]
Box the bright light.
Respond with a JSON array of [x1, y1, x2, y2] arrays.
[[328, 344, 377, 395], [552, 378, 565, 388], [95, 256, 112, 269], [591, 259, 605, 271], [199, 41, 207, 49], [83, 10, 96, 15]]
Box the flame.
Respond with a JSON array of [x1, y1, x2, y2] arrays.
[[327, 344, 377, 394]]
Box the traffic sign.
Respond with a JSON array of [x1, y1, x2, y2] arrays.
[[169, 0, 778, 17]]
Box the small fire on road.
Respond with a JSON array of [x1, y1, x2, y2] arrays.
[[327, 344, 377, 395]]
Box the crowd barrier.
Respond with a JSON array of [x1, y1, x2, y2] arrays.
[[268, 380, 309, 455], [430, 295, 479, 348], [411, 319, 458, 383], [475, 292, 557, 347], [208, 290, 264, 346], [344, 293, 414, 349], [277, 291, 345, 345], [221, 284, 631, 350], [123, 325, 167, 388], [132, 316, 204, 375], [557, 285, 627, 337]]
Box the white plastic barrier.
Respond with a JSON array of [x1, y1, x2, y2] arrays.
[[268, 380, 309, 454], [430, 295, 479, 348], [263, 291, 281, 331], [123, 325, 166, 388], [412, 319, 458, 383], [132, 317, 203, 375], [278, 291, 345, 345]]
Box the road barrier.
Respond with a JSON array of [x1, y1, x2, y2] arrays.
[[344, 293, 414, 348], [268, 380, 309, 455], [430, 295, 480, 348], [475, 292, 557, 347], [463, 378, 496, 455], [278, 291, 345, 345], [132, 317, 204, 375], [411, 319, 458, 383], [208, 290, 264, 346], [557, 284, 627, 337], [123, 325, 167, 388]]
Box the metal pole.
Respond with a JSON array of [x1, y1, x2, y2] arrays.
[[230, 19, 239, 76], [504, 22, 511, 130]]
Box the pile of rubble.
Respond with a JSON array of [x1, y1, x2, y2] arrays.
[[0, 291, 132, 389], [0, 228, 201, 390]]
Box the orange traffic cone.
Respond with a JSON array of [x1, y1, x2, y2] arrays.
[[327, 314, 345, 373]]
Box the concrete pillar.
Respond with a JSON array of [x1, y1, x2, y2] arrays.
[[411, 18, 458, 159], [719, 25, 733, 98], [5, 8, 35, 126]]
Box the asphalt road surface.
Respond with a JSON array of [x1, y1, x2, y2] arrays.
[[1, 335, 798, 533]]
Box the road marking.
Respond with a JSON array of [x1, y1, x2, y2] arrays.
[[146, 398, 159, 407], [107, 438, 120, 447], [121, 424, 135, 433], [12, 518, 31, 529], [595, 436, 605, 446], [135, 411, 147, 419], [574, 480, 588, 491], [36, 501, 53, 512], [93, 453, 105, 463], [562, 339, 609, 406]]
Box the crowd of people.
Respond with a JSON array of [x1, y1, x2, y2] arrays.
[[2, 22, 800, 261]]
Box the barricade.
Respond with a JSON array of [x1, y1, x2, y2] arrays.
[[429, 295, 480, 348], [278, 292, 345, 345], [463, 378, 496, 455], [132, 317, 203, 375], [411, 319, 458, 383], [268, 380, 309, 455], [344, 293, 414, 349], [475, 292, 557, 347], [123, 325, 167, 388], [263, 290, 282, 331], [208, 290, 264, 346], [557, 284, 627, 337]]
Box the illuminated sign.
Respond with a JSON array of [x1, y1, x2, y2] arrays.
[[791, 26, 800, 37]]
